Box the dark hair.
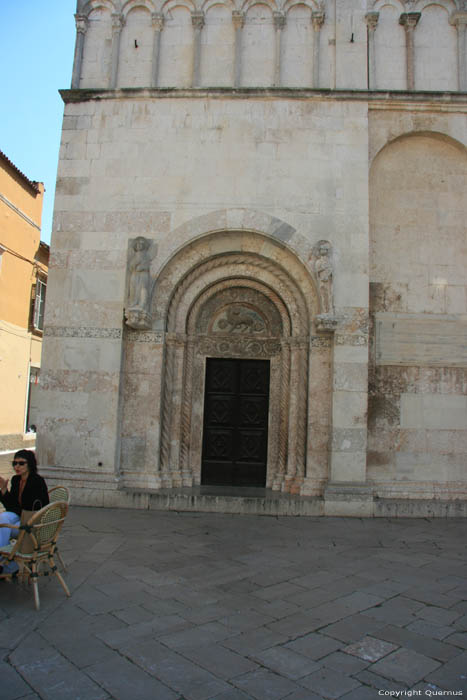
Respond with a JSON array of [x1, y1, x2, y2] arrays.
[[14, 449, 38, 475]]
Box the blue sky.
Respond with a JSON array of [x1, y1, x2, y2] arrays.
[[1, 1, 77, 245]]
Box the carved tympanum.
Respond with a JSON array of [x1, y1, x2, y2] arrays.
[[214, 305, 266, 334]]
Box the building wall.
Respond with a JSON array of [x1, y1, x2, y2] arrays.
[[37, 0, 467, 513], [0, 155, 46, 440], [75, 0, 465, 92]]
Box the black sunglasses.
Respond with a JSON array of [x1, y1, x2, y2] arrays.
[[12, 460, 27, 466]]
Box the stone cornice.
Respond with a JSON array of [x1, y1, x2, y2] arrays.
[[59, 87, 467, 110]]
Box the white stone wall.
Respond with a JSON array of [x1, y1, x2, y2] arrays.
[[39, 94, 370, 489], [368, 120, 467, 500], [75, 0, 466, 92]]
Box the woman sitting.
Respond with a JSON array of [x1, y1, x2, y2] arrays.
[[0, 450, 49, 573]]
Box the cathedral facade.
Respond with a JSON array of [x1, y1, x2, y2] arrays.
[[37, 0, 467, 515]]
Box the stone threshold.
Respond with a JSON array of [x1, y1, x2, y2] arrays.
[[125, 486, 324, 517]]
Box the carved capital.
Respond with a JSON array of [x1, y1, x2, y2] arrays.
[[364, 11, 379, 31], [311, 10, 325, 31], [399, 12, 421, 30], [232, 11, 245, 30], [152, 12, 164, 31], [273, 12, 286, 30], [191, 11, 205, 30], [111, 13, 125, 33], [74, 14, 88, 34], [450, 10, 467, 26]]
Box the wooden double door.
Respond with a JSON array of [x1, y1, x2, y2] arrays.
[[201, 358, 270, 487]]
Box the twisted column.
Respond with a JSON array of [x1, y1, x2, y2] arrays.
[[232, 11, 245, 87], [151, 13, 164, 88], [295, 343, 308, 484], [365, 12, 379, 90], [274, 342, 290, 489], [311, 11, 325, 89], [192, 12, 205, 87], [110, 13, 125, 88], [71, 14, 88, 88], [273, 12, 286, 87], [399, 12, 421, 90], [179, 340, 194, 484], [160, 338, 176, 485]]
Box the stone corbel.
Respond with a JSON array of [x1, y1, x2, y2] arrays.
[[315, 314, 339, 333]]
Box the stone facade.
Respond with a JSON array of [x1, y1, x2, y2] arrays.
[[37, 0, 467, 515]]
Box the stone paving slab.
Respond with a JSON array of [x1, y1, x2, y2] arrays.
[[0, 507, 467, 699]]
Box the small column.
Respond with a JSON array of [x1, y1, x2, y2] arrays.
[[110, 13, 125, 88], [450, 11, 467, 91], [232, 11, 245, 87], [311, 11, 325, 89], [273, 12, 286, 87], [365, 12, 379, 90], [191, 11, 205, 87], [151, 12, 164, 88], [71, 14, 88, 89], [399, 12, 421, 91]]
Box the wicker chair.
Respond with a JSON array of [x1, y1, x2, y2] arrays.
[[48, 486, 70, 571], [0, 501, 71, 610]]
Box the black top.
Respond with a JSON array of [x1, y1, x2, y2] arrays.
[[0, 473, 49, 516]]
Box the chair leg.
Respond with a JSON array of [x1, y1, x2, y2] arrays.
[[30, 565, 40, 611], [55, 549, 67, 573], [50, 555, 71, 598]]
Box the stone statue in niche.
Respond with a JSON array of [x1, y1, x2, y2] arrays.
[[310, 240, 338, 332], [125, 236, 153, 330], [313, 240, 333, 314]]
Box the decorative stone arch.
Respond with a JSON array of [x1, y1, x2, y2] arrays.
[[370, 129, 467, 167], [413, 0, 456, 12], [144, 229, 323, 494], [283, 0, 319, 13], [202, 0, 236, 12], [371, 0, 405, 12], [81, 0, 117, 17], [241, 0, 278, 14], [161, 0, 197, 13], [121, 0, 156, 17]]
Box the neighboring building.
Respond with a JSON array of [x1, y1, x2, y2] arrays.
[[38, 0, 467, 516], [0, 150, 48, 449]]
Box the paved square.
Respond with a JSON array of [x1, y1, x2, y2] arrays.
[[1, 507, 467, 699]]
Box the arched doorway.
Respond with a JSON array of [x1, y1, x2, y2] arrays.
[[121, 228, 326, 495]]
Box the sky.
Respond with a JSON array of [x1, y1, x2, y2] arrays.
[[1, 0, 77, 245]]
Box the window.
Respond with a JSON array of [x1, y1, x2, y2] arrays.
[[33, 278, 47, 331]]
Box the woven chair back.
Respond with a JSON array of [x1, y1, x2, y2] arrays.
[[49, 486, 70, 504], [24, 501, 68, 552]]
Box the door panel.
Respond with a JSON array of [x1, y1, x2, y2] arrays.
[[201, 358, 270, 487]]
